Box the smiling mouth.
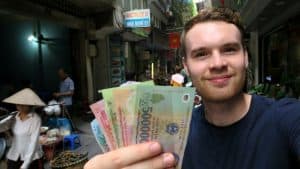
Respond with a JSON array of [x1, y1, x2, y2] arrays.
[[208, 75, 232, 86]]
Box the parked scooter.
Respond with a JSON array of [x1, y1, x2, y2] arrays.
[[0, 107, 9, 160]]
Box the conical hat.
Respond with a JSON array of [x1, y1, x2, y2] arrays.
[[2, 88, 46, 106]]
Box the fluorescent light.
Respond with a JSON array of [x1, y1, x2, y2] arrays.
[[28, 35, 37, 42], [151, 62, 154, 79]]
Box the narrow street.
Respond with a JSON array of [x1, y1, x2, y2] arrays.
[[0, 0, 300, 168]]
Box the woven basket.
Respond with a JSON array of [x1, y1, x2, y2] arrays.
[[50, 151, 88, 169], [55, 160, 87, 169]]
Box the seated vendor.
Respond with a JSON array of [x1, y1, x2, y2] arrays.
[[0, 88, 45, 169]]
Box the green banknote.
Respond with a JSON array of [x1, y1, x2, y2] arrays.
[[94, 82, 195, 169], [110, 80, 155, 147], [135, 85, 195, 169], [101, 80, 155, 147]]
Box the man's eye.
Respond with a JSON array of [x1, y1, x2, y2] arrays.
[[195, 51, 208, 57], [223, 47, 238, 54]]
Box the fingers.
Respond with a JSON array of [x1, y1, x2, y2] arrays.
[[84, 142, 163, 169], [123, 153, 176, 169]]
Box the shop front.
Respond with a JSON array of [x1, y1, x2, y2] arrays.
[[262, 15, 300, 98]]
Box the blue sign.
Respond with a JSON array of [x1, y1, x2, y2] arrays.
[[124, 9, 151, 28], [125, 18, 150, 28]]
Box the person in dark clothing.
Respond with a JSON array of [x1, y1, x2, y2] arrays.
[[180, 8, 300, 169], [182, 95, 300, 169], [83, 7, 300, 169]]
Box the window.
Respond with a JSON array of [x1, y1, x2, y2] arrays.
[[142, 0, 148, 9], [123, 0, 131, 10], [132, 0, 142, 9], [123, 0, 148, 11]]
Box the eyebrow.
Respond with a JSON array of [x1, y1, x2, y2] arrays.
[[190, 47, 206, 56], [190, 42, 242, 55], [222, 42, 242, 49]]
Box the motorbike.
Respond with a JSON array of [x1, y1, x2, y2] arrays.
[[0, 107, 9, 160], [0, 107, 17, 160]]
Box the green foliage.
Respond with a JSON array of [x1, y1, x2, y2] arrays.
[[170, 0, 196, 27], [248, 70, 300, 100], [248, 83, 285, 99], [248, 82, 299, 100]]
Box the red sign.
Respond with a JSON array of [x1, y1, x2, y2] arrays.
[[220, 0, 225, 6], [169, 32, 180, 49]]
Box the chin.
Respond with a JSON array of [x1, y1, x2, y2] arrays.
[[197, 82, 245, 103]]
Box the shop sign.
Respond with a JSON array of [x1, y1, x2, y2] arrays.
[[169, 32, 180, 49], [124, 9, 151, 28], [132, 27, 151, 37]]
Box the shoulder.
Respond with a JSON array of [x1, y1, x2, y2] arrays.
[[67, 77, 73, 81], [251, 94, 274, 106], [274, 97, 300, 107], [64, 77, 71, 82], [270, 97, 300, 119], [246, 95, 274, 117], [30, 112, 42, 122], [266, 97, 300, 134], [269, 97, 300, 116], [251, 95, 300, 122], [66, 77, 74, 84]]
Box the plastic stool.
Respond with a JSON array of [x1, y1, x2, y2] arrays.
[[63, 134, 81, 150]]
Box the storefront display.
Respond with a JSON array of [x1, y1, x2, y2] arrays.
[[262, 14, 300, 98], [109, 35, 126, 87]]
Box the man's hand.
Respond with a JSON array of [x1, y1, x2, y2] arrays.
[[84, 142, 176, 169]]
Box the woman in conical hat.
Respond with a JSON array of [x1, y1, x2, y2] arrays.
[[0, 88, 45, 169]]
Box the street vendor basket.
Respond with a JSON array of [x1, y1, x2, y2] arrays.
[[50, 151, 88, 169]]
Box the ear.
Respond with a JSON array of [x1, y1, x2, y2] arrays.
[[244, 50, 249, 68], [182, 57, 190, 76]]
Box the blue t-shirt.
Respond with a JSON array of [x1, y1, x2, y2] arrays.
[[59, 77, 74, 106], [182, 95, 300, 169]]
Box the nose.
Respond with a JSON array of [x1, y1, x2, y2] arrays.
[[209, 51, 227, 69]]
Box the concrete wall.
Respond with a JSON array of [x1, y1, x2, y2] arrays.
[[93, 37, 110, 99], [249, 32, 259, 85]]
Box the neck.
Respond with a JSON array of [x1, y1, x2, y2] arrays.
[[19, 111, 30, 120], [203, 93, 251, 126]]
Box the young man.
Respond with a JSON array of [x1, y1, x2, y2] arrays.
[[84, 8, 300, 169]]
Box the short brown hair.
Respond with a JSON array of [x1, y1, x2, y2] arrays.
[[180, 7, 246, 58]]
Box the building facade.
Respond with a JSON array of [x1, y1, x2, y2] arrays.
[[211, 0, 300, 98]]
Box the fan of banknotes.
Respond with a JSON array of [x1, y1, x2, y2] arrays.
[[89, 81, 195, 169]]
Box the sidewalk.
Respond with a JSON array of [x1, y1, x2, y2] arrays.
[[72, 114, 103, 158], [44, 114, 102, 168]]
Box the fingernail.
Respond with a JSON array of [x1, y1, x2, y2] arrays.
[[171, 152, 179, 165], [163, 153, 175, 167], [149, 142, 161, 153]]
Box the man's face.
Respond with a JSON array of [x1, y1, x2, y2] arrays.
[[183, 21, 248, 102], [16, 104, 31, 113], [58, 69, 66, 80]]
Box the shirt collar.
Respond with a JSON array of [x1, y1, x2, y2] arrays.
[[16, 112, 34, 120]]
